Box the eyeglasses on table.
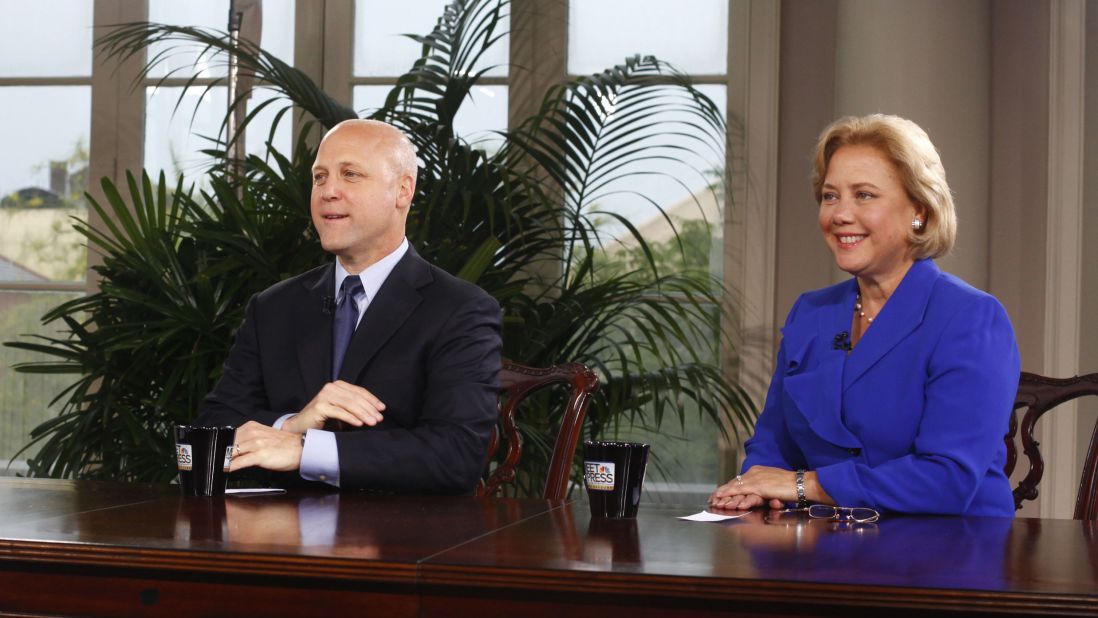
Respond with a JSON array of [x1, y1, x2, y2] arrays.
[[770, 504, 880, 524]]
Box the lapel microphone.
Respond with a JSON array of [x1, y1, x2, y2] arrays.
[[322, 296, 335, 315], [833, 331, 852, 351]]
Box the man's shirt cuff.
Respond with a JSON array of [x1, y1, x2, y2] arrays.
[[299, 428, 340, 487]]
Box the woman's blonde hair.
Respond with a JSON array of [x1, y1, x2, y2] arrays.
[[811, 114, 956, 259]]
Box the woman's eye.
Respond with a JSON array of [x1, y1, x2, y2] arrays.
[[821, 192, 838, 202], [313, 175, 326, 184], [856, 191, 874, 200]]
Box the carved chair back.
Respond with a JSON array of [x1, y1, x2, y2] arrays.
[[1004, 372, 1098, 519], [476, 361, 599, 501]]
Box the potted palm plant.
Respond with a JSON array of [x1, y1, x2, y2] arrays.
[[6, 0, 754, 495]]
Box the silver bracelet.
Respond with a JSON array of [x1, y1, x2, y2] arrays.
[[795, 469, 808, 508]]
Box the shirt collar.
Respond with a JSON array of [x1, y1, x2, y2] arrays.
[[333, 238, 410, 302]]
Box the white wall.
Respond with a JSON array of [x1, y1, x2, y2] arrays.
[[832, 0, 991, 288], [1080, 0, 1098, 486]]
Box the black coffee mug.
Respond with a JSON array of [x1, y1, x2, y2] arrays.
[[175, 425, 235, 496], [583, 440, 649, 518]]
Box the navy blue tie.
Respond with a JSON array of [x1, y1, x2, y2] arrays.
[[332, 275, 364, 380]]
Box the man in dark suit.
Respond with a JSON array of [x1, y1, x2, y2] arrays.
[[197, 119, 502, 494]]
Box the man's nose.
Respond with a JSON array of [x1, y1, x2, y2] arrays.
[[318, 181, 340, 201]]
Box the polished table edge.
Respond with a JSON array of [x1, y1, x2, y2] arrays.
[[417, 564, 1098, 615]]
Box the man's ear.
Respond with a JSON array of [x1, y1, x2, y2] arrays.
[[396, 174, 415, 209]]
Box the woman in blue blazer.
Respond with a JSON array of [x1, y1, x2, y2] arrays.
[[710, 115, 1019, 516]]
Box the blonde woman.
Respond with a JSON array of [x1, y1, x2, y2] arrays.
[[710, 115, 1019, 516]]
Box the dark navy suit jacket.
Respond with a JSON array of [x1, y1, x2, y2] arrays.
[[197, 246, 502, 494], [743, 259, 1019, 516]]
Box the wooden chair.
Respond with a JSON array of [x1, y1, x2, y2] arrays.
[[476, 361, 600, 501], [1004, 372, 1098, 519]]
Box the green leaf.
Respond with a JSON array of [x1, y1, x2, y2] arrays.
[[455, 235, 502, 283]]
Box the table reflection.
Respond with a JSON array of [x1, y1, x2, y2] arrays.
[[726, 509, 1012, 590], [730, 509, 878, 552], [539, 503, 646, 567], [170, 491, 545, 560], [224, 494, 304, 545], [215, 493, 380, 558], [584, 516, 643, 565], [174, 498, 227, 543]]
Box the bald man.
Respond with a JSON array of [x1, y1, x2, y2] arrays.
[[197, 120, 502, 494]]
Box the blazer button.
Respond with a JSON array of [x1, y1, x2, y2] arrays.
[[848, 448, 861, 456]]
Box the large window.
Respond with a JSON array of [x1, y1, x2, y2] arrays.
[[0, 0, 92, 470]]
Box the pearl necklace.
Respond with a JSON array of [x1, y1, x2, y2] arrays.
[[855, 293, 875, 323]]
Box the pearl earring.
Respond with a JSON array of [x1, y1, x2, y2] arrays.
[[912, 217, 923, 230]]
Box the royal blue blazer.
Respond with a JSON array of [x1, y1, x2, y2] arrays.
[[742, 259, 1020, 516]]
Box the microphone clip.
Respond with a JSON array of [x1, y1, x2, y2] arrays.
[[832, 331, 852, 351]]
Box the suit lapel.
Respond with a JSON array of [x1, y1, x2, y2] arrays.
[[296, 264, 335, 398], [338, 247, 431, 382], [842, 259, 939, 392], [783, 280, 862, 449]]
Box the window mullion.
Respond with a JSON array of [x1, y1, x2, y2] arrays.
[[88, 0, 148, 293], [508, 0, 567, 131], [321, 0, 354, 109]]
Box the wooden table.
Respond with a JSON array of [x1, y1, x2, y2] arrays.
[[0, 478, 1094, 616]]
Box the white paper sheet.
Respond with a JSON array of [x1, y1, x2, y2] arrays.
[[678, 510, 754, 522]]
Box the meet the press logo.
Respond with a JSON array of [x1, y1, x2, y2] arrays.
[[585, 461, 615, 491], [176, 443, 193, 471]]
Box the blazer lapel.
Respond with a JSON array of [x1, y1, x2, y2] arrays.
[[337, 247, 431, 381], [783, 280, 862, 449], [296, 264, 335, 398], [842, 259, 939, 392]]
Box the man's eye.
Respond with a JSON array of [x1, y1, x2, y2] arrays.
[[313, 175, 326, 184]]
